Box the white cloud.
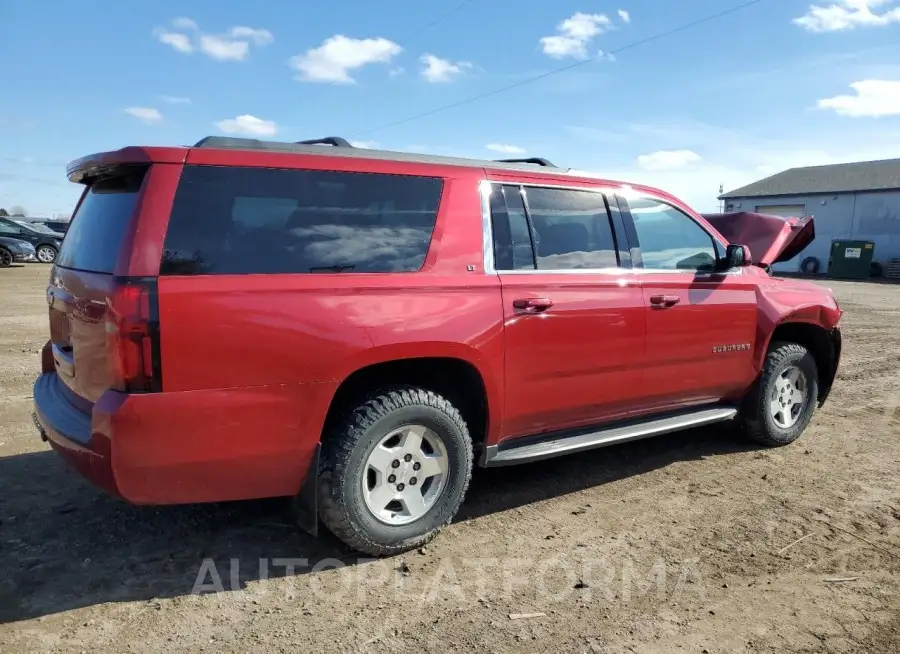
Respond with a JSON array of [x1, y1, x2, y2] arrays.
[[290, 35, 402, 84], [540, 12, 613, 59], [171, 17, 198, 31], [794, 0, 900, 32], [153, 19, 273, 61], [636, 149, 702, 171], [389, 67, 405, 77], [420, 54, 471, 83], [214, 114, 278, 136], [160, 95, 192, 104], [617, 9, 631, 23], [154, 28, 193, 53], [486, 143, 527, 155], [199, 35, 249, 61], [817, 79, 900, 116], [228, 26, 275, 46], [567, 118, 900, 211], [124, 107, 163, 124]]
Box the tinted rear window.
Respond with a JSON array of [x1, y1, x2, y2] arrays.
[[160, 165, 443, 275], [56, 172, 145, 274]]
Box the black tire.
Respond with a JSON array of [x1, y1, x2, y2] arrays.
[[800, 256, 820, 274], [36, 244, 57, 264], [740, 342, 819, 446], [317, 386, 473, 556], [0, 248, 11, 268]]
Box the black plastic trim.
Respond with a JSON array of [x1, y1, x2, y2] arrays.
[[493, 157, 556, 167], [295, 136, 353, 148], [607, 194, 634, 269], [189, 136, 567, 173], [292, 443, 320, 536]]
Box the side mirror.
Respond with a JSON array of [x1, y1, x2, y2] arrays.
[[723, 244, 752, 269]]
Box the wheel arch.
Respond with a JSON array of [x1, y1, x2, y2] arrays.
[[760, 319, 841, 406], [295, 346, 501, 537], [324, 345, 499, 452]]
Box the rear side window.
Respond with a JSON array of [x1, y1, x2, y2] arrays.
[[160, 166, 443, 275], [525, 187, 618, 270], [56, 171, 146, 274], [490, 184, 619, 271]]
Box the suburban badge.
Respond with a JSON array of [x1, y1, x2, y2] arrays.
[[712, 343, 752, 353]]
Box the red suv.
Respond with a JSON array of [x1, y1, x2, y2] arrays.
[[33, 136, 842, 556]]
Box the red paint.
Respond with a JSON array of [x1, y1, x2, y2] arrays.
[[34, 143, 843, 506]]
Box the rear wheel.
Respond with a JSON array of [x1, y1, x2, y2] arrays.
[[741, 342, 819, 446], [317, 386, 473, 556], [0, 248, 11, 268], [36, 245, 57, 264]]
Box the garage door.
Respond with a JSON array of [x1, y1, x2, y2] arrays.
[[755, 204, 805, 217]]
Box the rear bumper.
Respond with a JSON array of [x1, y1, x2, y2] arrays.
[[32, 372, 327, 506], [32, 372, 123, 497]]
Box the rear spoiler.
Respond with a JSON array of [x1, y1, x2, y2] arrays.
[[67, 147, 188, 183]]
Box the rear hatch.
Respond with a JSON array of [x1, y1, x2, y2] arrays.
[[48, 167, 161, 410]]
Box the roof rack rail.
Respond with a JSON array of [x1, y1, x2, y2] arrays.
[[493, 157, 556, 167], [295, 136, 353, 148]]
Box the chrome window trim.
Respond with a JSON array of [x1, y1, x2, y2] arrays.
[[479, 180, 742, 277]]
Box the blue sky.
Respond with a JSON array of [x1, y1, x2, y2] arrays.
[[3, 0, 900, 216]]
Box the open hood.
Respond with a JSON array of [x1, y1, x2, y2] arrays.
[[702, 211, 815, 266]]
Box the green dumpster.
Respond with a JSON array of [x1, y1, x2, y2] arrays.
[[829, 240, 875, 279]]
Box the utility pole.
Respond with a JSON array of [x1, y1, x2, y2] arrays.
[[718, 183, 724, 213]]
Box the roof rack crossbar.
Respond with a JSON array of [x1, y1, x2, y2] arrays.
[[493, 157, 556, 167], [295, 136, 353, 148]]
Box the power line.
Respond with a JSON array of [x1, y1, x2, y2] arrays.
[[398, 0, 476, 45], [416, 0, 476, 37], [354, 0, 769, 137]]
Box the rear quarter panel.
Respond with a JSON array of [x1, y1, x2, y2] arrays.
[[153, 167, 504, 497]]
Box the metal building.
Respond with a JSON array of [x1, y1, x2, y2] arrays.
[[719, 158, 900, 274]]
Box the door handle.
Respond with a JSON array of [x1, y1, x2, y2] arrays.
[[649, 294, 681, 307], [512, 297, 553, 312]]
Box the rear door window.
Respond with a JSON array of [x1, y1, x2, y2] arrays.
[[160, 166, 443, 275], [524, 187, 618, 270], [490, 184, 620, 271], [56, 171, 146, 274]]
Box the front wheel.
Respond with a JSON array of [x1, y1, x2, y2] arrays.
[[36, 245, 57, 264], [316, 387, 473, 556], [0, 248, 12, 268], [741, 342, 819, 446]]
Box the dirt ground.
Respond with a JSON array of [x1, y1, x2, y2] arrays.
[[0, 263, 897, 654]]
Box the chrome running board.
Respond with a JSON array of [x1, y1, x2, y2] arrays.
[[483, 406, 738, 467]]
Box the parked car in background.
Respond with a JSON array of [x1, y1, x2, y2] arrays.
[[0, 218, 64, 263], [33, 219, 71, 234], [32, 135, 842, 556], [0, 235, 37, 267]]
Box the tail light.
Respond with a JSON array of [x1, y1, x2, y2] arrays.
[[106, 277, 162, 393]]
